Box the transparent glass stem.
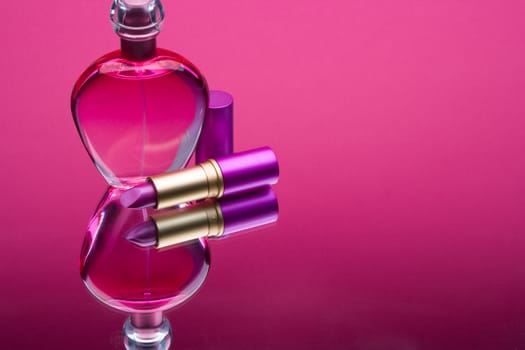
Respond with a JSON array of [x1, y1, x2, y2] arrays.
[[124, 312, 172, 349]]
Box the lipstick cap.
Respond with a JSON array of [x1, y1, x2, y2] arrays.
[[216, 147, 279, 197], [196, 90, 234, 163], [220, 186, 278, 235]]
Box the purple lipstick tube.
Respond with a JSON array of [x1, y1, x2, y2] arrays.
[[121, 147, 279, 210], [127, 187, 279, 249], [220, 186, 278, 235], [219, 146, 278, 196], [195, 90, 234, 163]]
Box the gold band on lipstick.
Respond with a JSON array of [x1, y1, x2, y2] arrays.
[[150, 159, 225, 210], [153, 200, 225, 249]]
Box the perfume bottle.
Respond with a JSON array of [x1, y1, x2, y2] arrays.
[[80, 187, 210, 349], [71, 0, 208, 187]]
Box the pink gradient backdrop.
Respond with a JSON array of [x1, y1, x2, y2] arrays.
[[2, 0, 525, 349]]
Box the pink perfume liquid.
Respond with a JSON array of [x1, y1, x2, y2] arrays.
[[80, 187, 210, 313], [72, 48, 208, 187]]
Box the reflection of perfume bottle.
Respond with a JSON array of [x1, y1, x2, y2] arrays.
[[80, 187, 210, 349], [80, 188, 209, 313], [71, 0, 208, 187]]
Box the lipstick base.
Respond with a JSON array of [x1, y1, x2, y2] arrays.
[[154, 201, 224, 249], [150, 159, 224, 210]]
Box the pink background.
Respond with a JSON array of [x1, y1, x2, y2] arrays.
[[2, 0, 525, 349]]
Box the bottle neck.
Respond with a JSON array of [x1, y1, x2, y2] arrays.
[[121, 38, 157, 61]]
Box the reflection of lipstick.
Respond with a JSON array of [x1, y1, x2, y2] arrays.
[[125, 186, 279, 249], [120, 147, 279, 210]]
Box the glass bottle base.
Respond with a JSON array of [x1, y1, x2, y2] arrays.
[[123, 314, 172, 350]]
